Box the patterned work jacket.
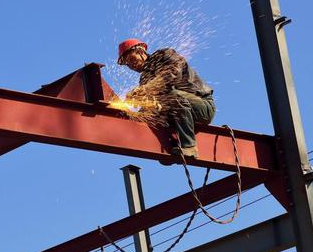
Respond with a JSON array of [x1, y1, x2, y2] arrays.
[[139, 48, 213, 98]]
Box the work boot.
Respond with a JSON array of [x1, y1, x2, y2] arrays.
[[171, 146, 199, 158]]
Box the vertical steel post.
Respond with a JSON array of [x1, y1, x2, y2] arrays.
[[121, 165, 152, 252], [250, 0, 313, 251]]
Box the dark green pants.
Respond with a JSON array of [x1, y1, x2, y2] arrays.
[[169, 89, 215, 148]]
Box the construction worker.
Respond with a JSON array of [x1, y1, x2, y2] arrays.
[[118, 38, 215, 158]]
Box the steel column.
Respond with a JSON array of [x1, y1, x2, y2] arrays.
[[184, 214, 295, 252], [250, 0, 313, 251], [121, 165, 152, 252]]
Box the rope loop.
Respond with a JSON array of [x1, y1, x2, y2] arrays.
[[98, 124, 241, 252], [179, 124, 241, 224]]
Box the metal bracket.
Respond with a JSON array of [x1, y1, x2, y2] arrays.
[[82, 63, 105, 103], [274, 16, 292, 31], [304, 169, 313, 182]]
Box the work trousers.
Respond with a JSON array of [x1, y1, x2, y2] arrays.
[[169, 89, 215, 148]]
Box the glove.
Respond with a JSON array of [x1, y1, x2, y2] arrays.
[[128, 86, 146, 98], [125, 85, 162, 111], [125, 86, 147, 106]]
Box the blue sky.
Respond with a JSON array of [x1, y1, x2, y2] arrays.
[[0, 1, 312, 252]]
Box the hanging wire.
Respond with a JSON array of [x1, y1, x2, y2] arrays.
[[101, 125, 242, 252], [108, 193, 271, 252], [105, 191, 250, 252], [161, 167, 211, 252], [102, 189, 246, 252], [151, 193, 271, 249], [178, 125, 241, 224], [105, 126, 242, 252], [99, 226, 130, 252], [150, 191, 247, 236]]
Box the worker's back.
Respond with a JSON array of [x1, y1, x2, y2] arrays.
[[139, 48, 213, 98]]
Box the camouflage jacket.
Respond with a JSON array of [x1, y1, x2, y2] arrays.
[[139, 48, 213, 97]]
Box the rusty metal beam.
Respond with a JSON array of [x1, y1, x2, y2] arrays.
[[34, 63, 117, 103], [41, 171, 270, 252], [0, 87, 276, 172], [0, 64, 286, 252], [0, 63, 119, 155], [0, 63, 278, 173]]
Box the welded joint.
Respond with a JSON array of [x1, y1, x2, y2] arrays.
[[274, 16, 292, 31]]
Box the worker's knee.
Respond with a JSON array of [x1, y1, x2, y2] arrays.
[[168, 89, 215, 124]]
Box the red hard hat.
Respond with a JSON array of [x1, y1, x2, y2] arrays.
[[118, 38, 148, 65]]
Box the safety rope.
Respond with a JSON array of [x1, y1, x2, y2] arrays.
[[162, 167, 210, 252], [98, 125, 241, 252], [178, 124, 241, 224], [99, 227, 129, 252]]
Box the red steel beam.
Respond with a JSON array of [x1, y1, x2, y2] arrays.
[[34, 63, 118, 103], [0, 63, 287, 252], [41, 171, 270, 252], [0, 63, 119, 156], [0, 87, 276, 172]]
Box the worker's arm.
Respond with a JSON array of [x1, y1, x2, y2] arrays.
[[125, 85, 146, 107], [125, 85, 162, 111], [125, 49, 185, 108]]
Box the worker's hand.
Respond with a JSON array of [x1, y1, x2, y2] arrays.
[[152, 96, 162, 111], [124, 86, 143, 108], [125, 85, 163, 111], [125, 91, 133, 103], [134, 86, 147, 96], [126, 86, 147, 101]]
